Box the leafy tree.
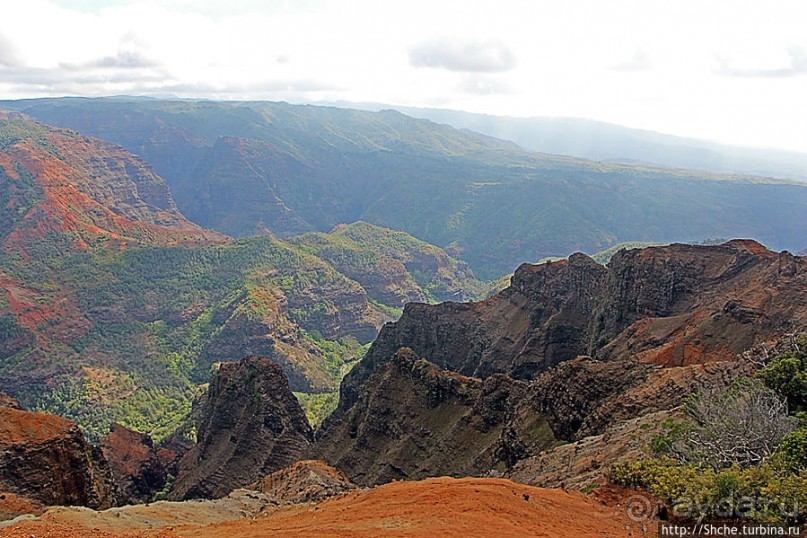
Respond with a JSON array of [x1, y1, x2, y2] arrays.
[[758, 334, 807, 414], [771, 428, 807, 474]]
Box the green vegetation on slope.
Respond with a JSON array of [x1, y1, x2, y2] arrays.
[[0, 237, 352, 437], [294, 391, 339, 430], [0, 114, 483, 440], [1, 225, 482, 440], [611, 337, 807, 524], [289, 221, 484, 304]]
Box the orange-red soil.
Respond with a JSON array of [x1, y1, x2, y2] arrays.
[[0, 407, 75, 446], [0, 478, 657, 538]]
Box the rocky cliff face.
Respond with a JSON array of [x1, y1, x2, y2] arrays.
[[315, 349, 750, 488], [337, 241, 805, 416], [312, 242, 799, 489], [99, 424, 169, 505], [314, 348, 558, 486], [0, 111, 223, 251], [527, 355, 752, 441], [170, 356, 314, 500], [505, 337, 789, 489], [0, 405, 116, 509], [504, 410, 675, 489], [598, 240, 805, 366]]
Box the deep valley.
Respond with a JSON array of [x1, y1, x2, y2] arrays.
[[0, 99, 805, 537]]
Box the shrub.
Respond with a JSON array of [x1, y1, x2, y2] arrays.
[[660, 379, 796, 470], [610, 458, 806, 523]]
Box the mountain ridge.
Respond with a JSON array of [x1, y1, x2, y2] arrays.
[[2, 97, 804, 278], [332, 240, 806, 420], [327, 101, 807, 182]]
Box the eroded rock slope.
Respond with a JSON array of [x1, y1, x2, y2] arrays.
[[170, 356, 313, 500]]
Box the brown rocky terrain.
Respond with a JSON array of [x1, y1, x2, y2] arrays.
[[528, 355, 752, 441], [596, 240, 805, 366], [0, 461, 353, 533], [336, 241, 805, 417], [169, 356, 313, 500], [0, 396, 68, 520], [0, 477, 658, 538], [314, 351, 749, 488], [0, 492, 45, 522], [311, 243, 797, 490], [0, 488, 277, 533], [99, 425, 169, 505], [0, 405, 116, 509], [314, 348, 558, 486], [504, 410, 675, 489], [0, 394, 20, 410], [247, 460, 356, 505]]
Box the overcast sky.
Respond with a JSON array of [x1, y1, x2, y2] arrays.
[[1, 0, 806, 152]]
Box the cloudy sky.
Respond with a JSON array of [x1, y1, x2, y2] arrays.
[[1, 0, 807, 152]]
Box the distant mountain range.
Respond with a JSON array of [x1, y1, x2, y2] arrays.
[[2, 97, 805, 278], [333, 102, 807, 183]]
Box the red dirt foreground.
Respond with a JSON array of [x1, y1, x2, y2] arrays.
[[0, 477, 657, 538]]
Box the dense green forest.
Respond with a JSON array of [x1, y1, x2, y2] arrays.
[[1, 227, 482, 439]]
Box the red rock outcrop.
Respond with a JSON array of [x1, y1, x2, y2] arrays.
[[0, 491, 46, 521], [0, 393, 20, 410], [0, 111, 224, 252], [247, 460, 356, 505], [0, 406, 116, 509], [99, 424, 168, 505]]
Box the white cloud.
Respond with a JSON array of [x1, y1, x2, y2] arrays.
[[409, 38, 516, 73], [61, 50, 161, 70], [612, 50, 652, 72], [1, 0, 807, 152], [718, 45, 807, 78], [456, 75, 513, 95], [0, 33, 21, 67]]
